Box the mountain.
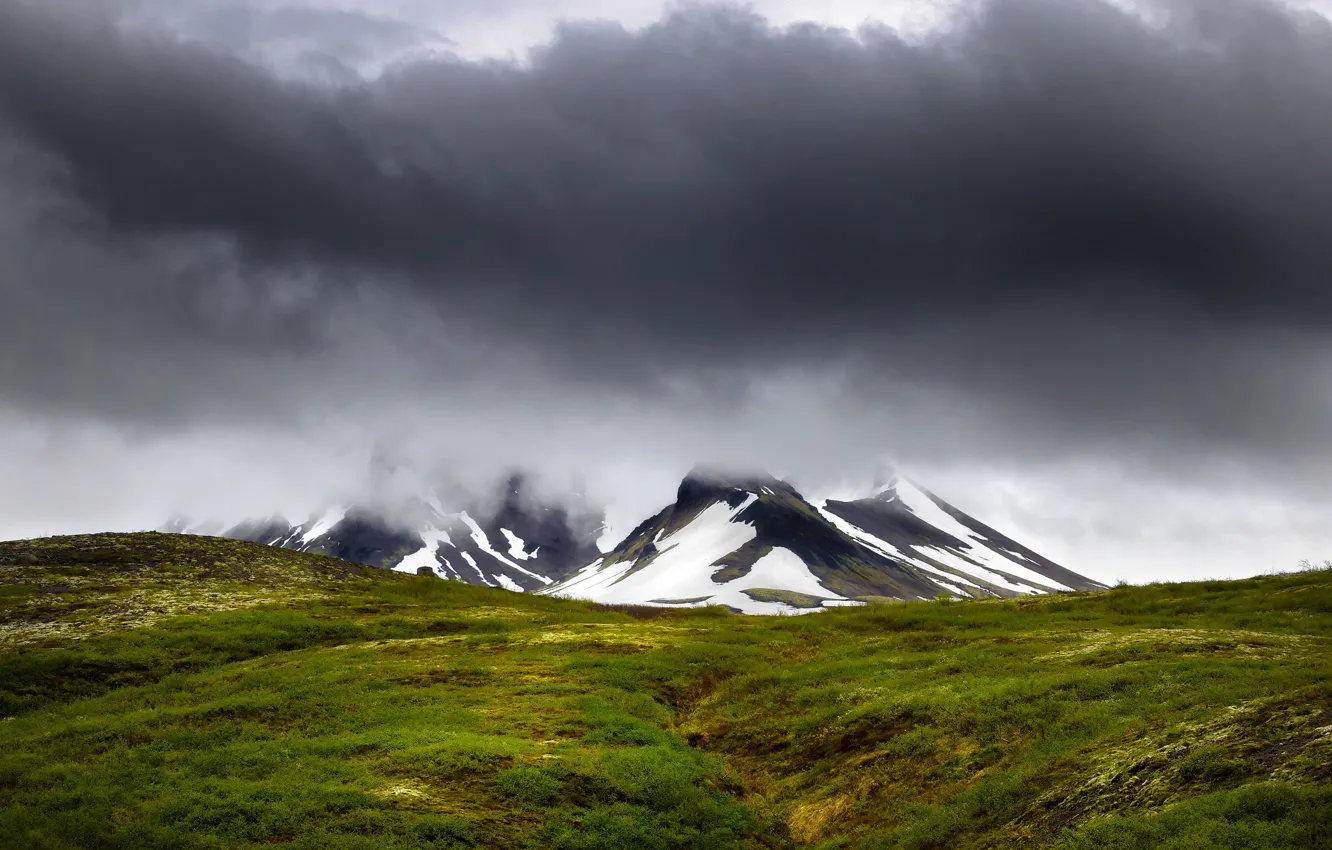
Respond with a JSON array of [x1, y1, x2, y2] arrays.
[[189, 464, 1102, 613], [215, 474, 604, 592], [542, 467, 1104, 613]]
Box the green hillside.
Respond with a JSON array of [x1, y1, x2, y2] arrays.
[[1, 533, 1329, 849]]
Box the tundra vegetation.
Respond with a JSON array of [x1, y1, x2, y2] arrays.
[[0, 533, 1329, 848]]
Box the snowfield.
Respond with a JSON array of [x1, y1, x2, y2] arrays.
[[546, 496, 854, 614]]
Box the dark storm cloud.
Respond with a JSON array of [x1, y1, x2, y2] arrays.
[[0, 0, 1330, 467], [4, 0, 1332, 328]]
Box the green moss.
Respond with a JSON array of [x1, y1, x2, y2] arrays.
[[1052, 783, 1332, 850], [740, 588, 831, 609], [2, 533, 1330, 848], [711, 542, 773, 584]]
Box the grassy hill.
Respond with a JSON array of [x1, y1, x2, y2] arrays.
[[1, 533, 1329, 849]]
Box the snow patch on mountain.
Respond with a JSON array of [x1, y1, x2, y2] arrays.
[[914, 545, 1043, 594], [892, 478, 1074, 592], [395, 526, 453, 575], [740, 547, 844, 600], [815, 503, 986, 595], [460, 512, 524, 570], [549, 496, 856, 614], [500, 528, 530, 560], [504, 560, 554, 585], [459, 552, 492, 585], [300, 507, 346, 544], [549, 496, 757, 602]]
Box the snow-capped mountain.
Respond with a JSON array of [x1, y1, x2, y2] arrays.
[[214, 475, 604, 592], [541, 467, 1105, 613], [174, 464, 1103, 614]]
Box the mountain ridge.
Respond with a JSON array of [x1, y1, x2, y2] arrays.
[[171, 474, 605, 592], [542, 468, 1104, 613], [173, 465, 1104, 613]]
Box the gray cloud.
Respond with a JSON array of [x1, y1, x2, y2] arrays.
[[0, 0, 1330, 580], [3, 2, 1331, 337], [77, 0, 457, 78]]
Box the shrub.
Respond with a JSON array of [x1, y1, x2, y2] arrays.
[[496, 767, 563, 808], [411, 814, 476, 847], [1177, 745, 1249, 784], [1055, 783, 1332, 850]]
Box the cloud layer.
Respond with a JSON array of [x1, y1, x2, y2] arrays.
[[1, 0, 1330, 580]]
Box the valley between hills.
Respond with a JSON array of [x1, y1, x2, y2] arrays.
[[1, 533, 1329, 849]]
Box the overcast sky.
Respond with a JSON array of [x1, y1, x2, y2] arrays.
[[2, 0, 1331, 583]]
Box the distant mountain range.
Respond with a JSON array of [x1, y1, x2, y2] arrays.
[[167, 466, 1105, 613], [166, 474, 603, 593]]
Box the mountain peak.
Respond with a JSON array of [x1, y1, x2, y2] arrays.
[[870, 461, 898, 494], [545, 465, 1106, 613], [677, 466, 791, 504]]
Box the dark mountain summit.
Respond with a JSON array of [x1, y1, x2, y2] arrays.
[[543, 468, 1104, 612]]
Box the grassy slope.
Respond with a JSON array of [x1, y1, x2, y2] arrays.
[[0, 534, 1328, 850]]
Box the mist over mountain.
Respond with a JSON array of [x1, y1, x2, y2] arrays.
[[179, 462, 1106, 613], [209, 471, 607, 592]]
